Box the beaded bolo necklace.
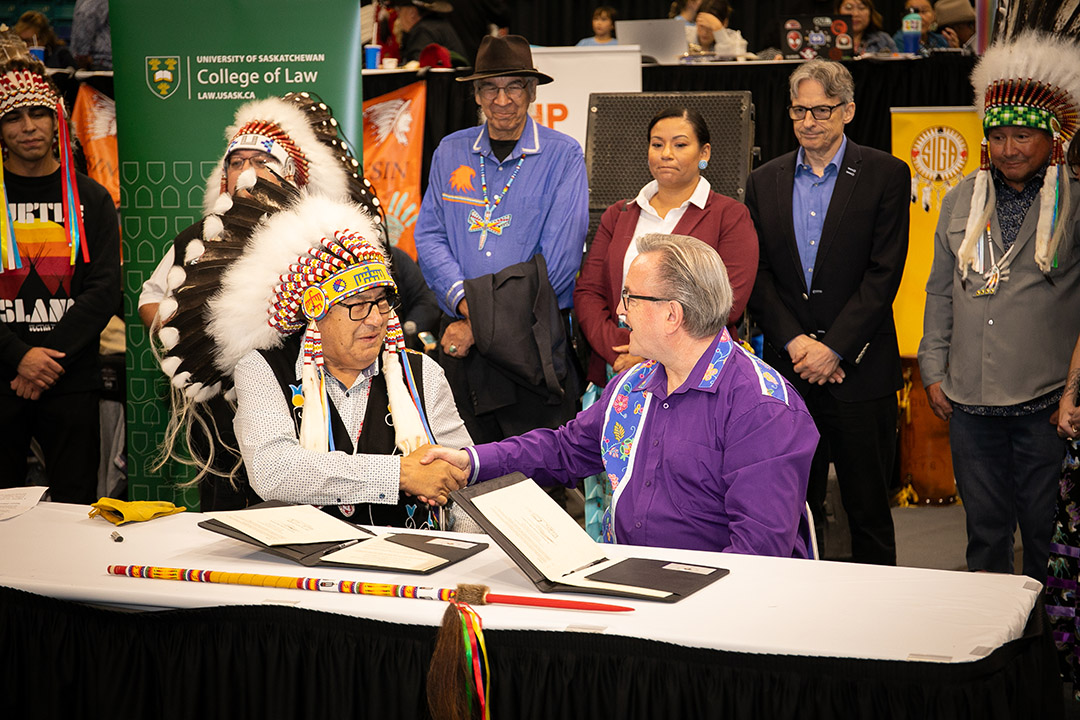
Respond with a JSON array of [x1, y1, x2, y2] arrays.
[[468, 153, 526, 250]]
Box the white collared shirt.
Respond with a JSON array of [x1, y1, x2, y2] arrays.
[[623, 176, 711, 286]]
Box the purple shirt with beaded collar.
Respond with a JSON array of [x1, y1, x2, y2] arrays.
[[467, 330, 819, 558]]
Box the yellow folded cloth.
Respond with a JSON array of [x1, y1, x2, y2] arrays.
[[88, 498, 186, 526]]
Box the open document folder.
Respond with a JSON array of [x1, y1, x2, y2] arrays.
[[199, 502, 487, 575], [452, 473, 728, 602]]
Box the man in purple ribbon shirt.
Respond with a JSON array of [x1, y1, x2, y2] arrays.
[[421, 233, 818, 558]]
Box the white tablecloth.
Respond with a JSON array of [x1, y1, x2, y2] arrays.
[[0, 501, 1041, 663]]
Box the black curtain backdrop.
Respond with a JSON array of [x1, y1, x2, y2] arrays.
[[0, 586, 1062, 720], [642, 54, 977, 164], [504, 1, 911, 54], [361, 54, 977, 195]]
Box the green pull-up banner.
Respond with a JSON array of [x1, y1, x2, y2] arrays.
[[112, 0, 364, 506]]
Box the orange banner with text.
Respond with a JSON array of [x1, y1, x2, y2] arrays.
[[890, 107, 983, 357], [362, 81, 426, 258], [71, 84, 120, 208]]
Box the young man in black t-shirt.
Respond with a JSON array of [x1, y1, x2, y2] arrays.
[[0, 56, 120, 503]]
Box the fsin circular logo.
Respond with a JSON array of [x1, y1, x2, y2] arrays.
[[911, 126, 967, 183], [910, 125, 968, 212]]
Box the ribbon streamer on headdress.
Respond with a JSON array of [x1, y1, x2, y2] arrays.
[[0, 148, 20, 271], [55, 98, 88, 265], [299, 323, 331, 452], [398, 344, 435, 443]]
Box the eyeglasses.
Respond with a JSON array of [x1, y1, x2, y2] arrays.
[[787, 103, 847, 121], [226, 153, 281, 173], [620, 287, 672, 307], [477, 81, 529, 101], [339, 293, 400, 322]]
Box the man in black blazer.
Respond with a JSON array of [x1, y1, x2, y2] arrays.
[[746, 60, 910, 565]]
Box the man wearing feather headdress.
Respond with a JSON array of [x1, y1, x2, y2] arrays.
[[143, 94, 458, 522], [138, 94, 384, 512], [919, 31, 1080, 579], [138, 94, 440, 512], [219, 192, 470, 526], [0, 45, 120, 503]]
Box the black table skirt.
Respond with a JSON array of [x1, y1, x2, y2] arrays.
[[1, 585, 1061, 719]]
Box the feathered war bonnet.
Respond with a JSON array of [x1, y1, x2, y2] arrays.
[[153, 93, 396, 480], [0, 27, 85, 271], [207, 192, 433, 455], [958, 31, 1080, 279], [159, 93, 389, 353]]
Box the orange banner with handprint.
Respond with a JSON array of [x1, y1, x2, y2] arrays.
[[362, 81, 426, 259]]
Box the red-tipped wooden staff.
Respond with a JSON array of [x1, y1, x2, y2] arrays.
[[107, 564, 634, 612]]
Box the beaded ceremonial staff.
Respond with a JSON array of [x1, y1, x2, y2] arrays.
[[106, 564, 633, 612]]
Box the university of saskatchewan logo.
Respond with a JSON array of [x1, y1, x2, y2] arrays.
[[146, 56, 181, 99]]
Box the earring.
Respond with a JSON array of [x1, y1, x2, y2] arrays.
[[698, 160, 708, 170]]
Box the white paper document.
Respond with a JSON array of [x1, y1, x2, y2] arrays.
[[321, 535, 443, 572], [472, 479, 604, 579], [0, 486, 48, 521], [206, 505, 369, 546], [471, 480, 670, 598]]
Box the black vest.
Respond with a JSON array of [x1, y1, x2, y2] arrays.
[[259, 332, 439, 529]]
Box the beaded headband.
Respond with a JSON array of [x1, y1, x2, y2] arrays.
[[224, 120, 309, 189], [0, 68, 59, 118], [982, 78, 1078, 141], [269, 229, 402, 348]]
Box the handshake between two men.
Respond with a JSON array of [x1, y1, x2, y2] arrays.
[[399, 444, 473, 506]]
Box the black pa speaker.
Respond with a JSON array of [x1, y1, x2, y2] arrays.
[[583, 91, 755, 247]]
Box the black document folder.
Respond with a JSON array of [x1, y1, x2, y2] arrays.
[[451, 473, 728, 602], [198, 501, 488, 575]]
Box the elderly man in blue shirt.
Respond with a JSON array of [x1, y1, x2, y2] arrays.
[[414, 34, 588, 445]]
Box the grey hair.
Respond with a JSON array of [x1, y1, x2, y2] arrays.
[[788, 59, 854, 104], [635, 233, 732, 339]]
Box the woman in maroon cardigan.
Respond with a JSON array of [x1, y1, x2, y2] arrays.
[[574, 107, 758, 386]]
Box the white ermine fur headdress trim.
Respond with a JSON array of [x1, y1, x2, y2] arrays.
[[208, 194, 378, 372]]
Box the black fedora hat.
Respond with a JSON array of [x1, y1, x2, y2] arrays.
[[456, 35, 554, 85]]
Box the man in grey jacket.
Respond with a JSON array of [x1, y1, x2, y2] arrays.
[[918, 32, 1080, 579]]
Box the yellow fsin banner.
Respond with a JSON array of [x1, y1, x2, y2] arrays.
[[890, 107, 983, 356], [363, 81, 426, 259]]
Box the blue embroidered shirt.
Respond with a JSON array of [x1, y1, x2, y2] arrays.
[[414, 115, 589, 315]]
